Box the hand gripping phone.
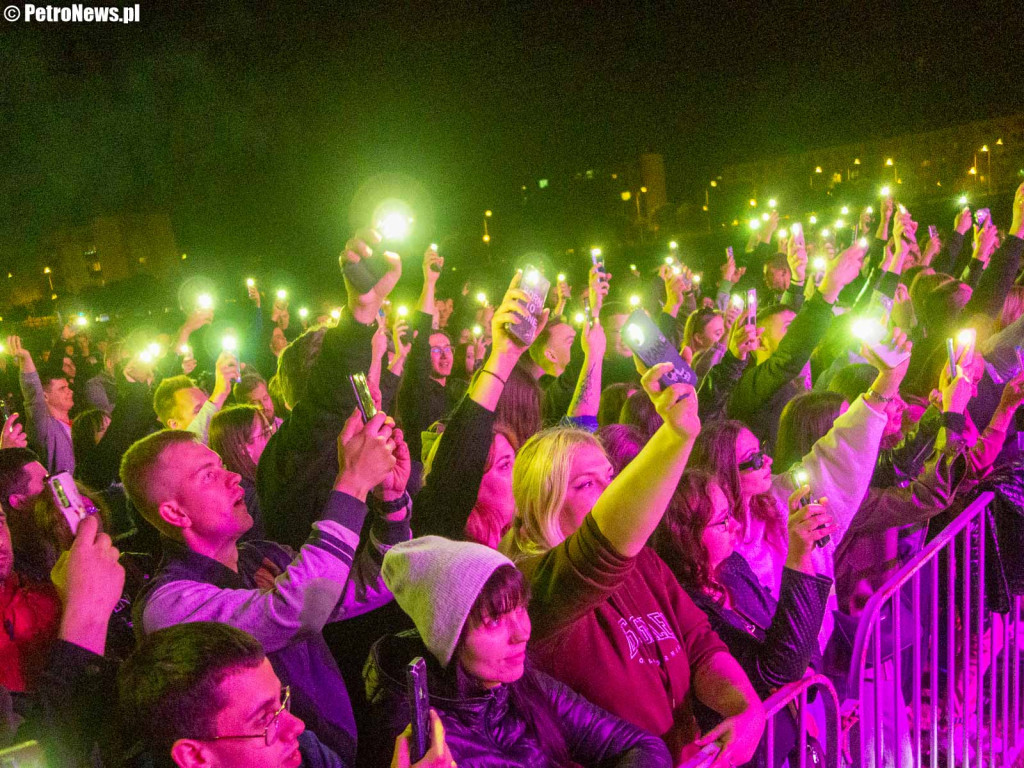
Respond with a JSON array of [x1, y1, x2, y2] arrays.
[[792, 468, 830, 549], [48, 472, 97, 536], [622, 309, 697, 388], [349, 373, 378, 423], [507, 266, 550, 346], [407, 657, 431, 763]]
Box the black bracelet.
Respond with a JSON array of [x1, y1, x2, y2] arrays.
[[373, 491, 411, 515], [480, 369, 507, 385]]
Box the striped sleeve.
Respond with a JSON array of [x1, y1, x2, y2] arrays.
[[141, 491, 370, 652]]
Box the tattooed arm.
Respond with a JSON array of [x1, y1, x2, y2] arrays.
[[567, 320, 606, 425]]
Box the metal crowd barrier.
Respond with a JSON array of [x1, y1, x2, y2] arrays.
[[846, 490, 1024, 767], [679, 673, 842, 768]]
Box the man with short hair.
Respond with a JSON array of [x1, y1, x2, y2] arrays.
[[152, 350, 238, 443], [7, 336, 74, 474], [118, 621, 452, 768], [123, 411, 412, 764]]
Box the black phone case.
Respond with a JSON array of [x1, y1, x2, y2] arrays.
[[623, 309, 697, 387], [407, 657, 430, 762]]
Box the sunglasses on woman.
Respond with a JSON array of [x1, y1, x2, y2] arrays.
[[737, 449, 768, 472]]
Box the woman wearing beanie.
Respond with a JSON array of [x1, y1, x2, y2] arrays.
[[365, 536, 672, 767], [500, 364, 765, 765]]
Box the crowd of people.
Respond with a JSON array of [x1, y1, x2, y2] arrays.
[[1, 183, 1023, 767]]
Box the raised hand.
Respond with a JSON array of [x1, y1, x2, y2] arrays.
[[720, 251, 746, 284], [955, 206, 973, 236], [334, 411, 399, 501], [1010, 182, 1024, 239], [489, 271, 550, 364], [5, 336, 33, 371], [819, 239, 868, 303], [58, 515, 125, 655], [340, 228, 402, 323], [972, 222, 998, 266], [640, 363, 700, 444], [786, 234, 808, 284], [377, 425, 411, 502], [785, 488, 836, 574], [0, 413, 27, 449], [861, 327, 912, 402], [422, 247, 444, 285], [727, 312, 761, 361], [588, 264, 611, 319]]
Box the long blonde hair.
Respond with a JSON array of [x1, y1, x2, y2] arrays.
[[501, 427, 603, 561]]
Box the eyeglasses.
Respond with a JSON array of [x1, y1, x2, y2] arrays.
[[430, 345, 453, 355], [737, 449, 768, 472], [207, 686, 291, 747]]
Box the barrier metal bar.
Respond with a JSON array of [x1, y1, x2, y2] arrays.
[[678, 674, 841, 768], [847, 491, 1024, 767]]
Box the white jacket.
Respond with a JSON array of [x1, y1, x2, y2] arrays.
[[734, 394, 887, 650]]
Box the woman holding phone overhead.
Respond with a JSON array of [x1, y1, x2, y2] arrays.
[[499, 362, 765, 765]]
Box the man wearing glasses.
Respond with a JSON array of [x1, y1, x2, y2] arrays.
[[119, 622, 454, 767]]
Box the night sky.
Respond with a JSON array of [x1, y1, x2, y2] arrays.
[[2, 0, 1021, 285]]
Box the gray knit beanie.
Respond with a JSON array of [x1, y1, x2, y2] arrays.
[[382, 536, 515, 667]]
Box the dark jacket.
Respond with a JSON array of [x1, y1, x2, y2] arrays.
[[258, 315, 377, 549], [414, 396, 495, 542], [686, 555, 831, 768], [726, 293, 835, 445], [396, 310, 464, 463], [364, 631, 672, 768]]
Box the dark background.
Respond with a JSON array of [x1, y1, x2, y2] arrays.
[[1, 0, 1021, 289]]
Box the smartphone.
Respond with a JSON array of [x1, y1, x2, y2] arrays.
[[790, 222, 804, 245], [976, 208, 991, 228], [955, 329, 976, 370], [746, 289, 757, 327], [622, 309, 697, 387], [349, 373, 378, 423], [946, 338, 958, 378], [406, 657, 431, 763], [48, 472, 95, 536], [507, 266, 550, 346], [791, 468, 830, 549], [725, 246, 734, 262], [0, 740, 47, 767], [928, 224, 939, 241], [589, 249, 606, 274]]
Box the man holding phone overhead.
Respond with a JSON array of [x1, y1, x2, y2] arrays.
[[122, 405, 412, 766]]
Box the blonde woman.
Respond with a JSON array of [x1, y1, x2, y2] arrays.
[[500, 365, 764, 766]]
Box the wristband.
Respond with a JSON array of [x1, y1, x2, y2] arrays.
[[866, 387, 894, 404], [480, 369, 507, 385], [373, 491, 411, 516]]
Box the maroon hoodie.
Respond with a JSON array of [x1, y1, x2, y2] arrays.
[[515, 513, 729, 760]]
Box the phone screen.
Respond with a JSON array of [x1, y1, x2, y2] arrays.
[[349, 373, 378, 423], [746, 289, 758, 326], [506, 266, 550, 346]]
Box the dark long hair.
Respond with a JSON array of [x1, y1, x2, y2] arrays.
[[456, 566, 570, 765], [652, 470, 724, 600], [690, 419, 786, 550], [774, 391, 846, 470], [496, 365, 542, 447]]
